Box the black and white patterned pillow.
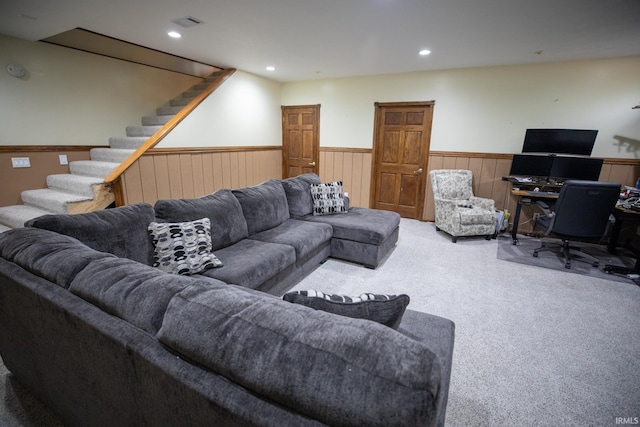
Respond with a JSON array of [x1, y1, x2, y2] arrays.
[[148, 217, 222, 275], [282, 290, 410, 329], [310, 181, 347, 215]]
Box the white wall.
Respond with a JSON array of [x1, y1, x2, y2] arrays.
[[281, 57, 640, 158], [158, 70, 282, 148], [0, 34, 200, 146]]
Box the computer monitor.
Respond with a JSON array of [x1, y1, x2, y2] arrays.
[[522, 129, 598, 156], [509, 154, 553, 177], [549, 157, 603, 181]]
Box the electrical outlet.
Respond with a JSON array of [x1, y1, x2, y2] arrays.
[[11, 157, 31, 168], [533, 212, 541, 221], [59, 154, 68, 165]]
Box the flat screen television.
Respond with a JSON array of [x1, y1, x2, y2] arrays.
[[522, 129, 598, 156], [549, 157, 603, 181], [509, 154, 553, 177]]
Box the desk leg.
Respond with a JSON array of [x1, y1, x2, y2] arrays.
[[607, 210, 623, 254], [511, 197, 524, 245]]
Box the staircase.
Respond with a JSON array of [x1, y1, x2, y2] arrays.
[[0, 71, 226, 233]]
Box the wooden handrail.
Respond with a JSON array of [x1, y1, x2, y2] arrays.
[[104, 68, 236, 184]]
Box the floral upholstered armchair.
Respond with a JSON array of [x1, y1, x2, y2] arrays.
[[429, 169, 497, 243]]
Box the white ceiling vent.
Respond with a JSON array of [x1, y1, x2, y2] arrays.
[[172, 16, 204, 28]]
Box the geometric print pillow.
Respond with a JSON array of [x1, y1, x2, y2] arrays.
[[148, 217, 223, 275], [310, 180, 348, 216], [282, 290, 410, 329]]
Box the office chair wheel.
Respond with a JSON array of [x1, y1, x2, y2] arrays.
[[533, 252, 539, 258], [592, 261, 599, 267], [565, 261, 571, 269]]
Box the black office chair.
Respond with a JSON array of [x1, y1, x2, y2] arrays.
[[533, 180, 621, 269]]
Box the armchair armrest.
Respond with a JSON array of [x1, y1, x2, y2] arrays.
[[433, 198, 459, 222], [470, 196, 495, 211]]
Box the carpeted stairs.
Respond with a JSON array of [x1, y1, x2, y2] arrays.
[[0, 72, 224, 233]]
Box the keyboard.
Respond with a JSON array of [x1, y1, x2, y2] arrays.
[[525, 191, 559, 197]]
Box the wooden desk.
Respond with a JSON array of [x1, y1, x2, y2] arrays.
[[510, 189, 559, 245]]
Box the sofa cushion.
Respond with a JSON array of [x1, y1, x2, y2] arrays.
[[304, 207, 401, 245], [0, 227, 115, 289], [282, 290, 410, 329], [310, 180, 348, 215], [69, 256, 224, 335], [281, 173, 322, 218], [157, 285, 441, 427], [153, 189, 249, 251], [25, 203, 156, 265], [232, 180, 290, 235], [148, 218, 222, 275], [197, 239, 296, 290], [249, 219, 332, 260]]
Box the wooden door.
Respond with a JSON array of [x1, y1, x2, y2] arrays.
[[282, 105, 320, 178], [370, 102, 434, 219]]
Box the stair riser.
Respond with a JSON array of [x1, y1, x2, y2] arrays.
[[46, 176, 98, 198], [90, 148, 134, 163], [156, 106, 183, 115], [169, 97, 195, 107], [20, 190, 87, 215], [70, 162, 118, 179], [126, 125, 162, 137], [109, 137, 148, 149], [141, 115, 174, 126]]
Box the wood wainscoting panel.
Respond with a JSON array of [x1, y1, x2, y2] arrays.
[[319, 148, 372, 208], [422, 152, 640, 224], [119, 147, 282, 206], [117, 146, 640, 232]]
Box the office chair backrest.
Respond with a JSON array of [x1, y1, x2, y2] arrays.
[[551, 180, 621, 239]]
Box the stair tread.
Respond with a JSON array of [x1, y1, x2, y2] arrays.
[[48, 173, 105, 181], [22, 188, 92, 203], [46, 174, 105, 197], [0, 204, 55, 229], [91, 148, 135, 154], [71, 160, 121, 167]]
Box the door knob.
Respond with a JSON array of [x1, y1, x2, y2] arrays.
[[414, 167, 423, 174], [308, 161, 316, 166]]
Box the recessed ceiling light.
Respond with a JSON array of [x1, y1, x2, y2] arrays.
[[266, 66, 275, 71], [419, 49, 431, 56], [168, 31, 182, 39]]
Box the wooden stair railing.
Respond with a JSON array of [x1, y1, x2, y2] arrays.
[[104, 68, 236, 206]]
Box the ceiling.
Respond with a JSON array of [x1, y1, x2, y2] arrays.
[[1, 0, 639, 82]]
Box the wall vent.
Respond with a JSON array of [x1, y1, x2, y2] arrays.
[[172, 16, 204, 28]]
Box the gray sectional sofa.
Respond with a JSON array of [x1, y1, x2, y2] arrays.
[[0, 173, 455, 427]]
